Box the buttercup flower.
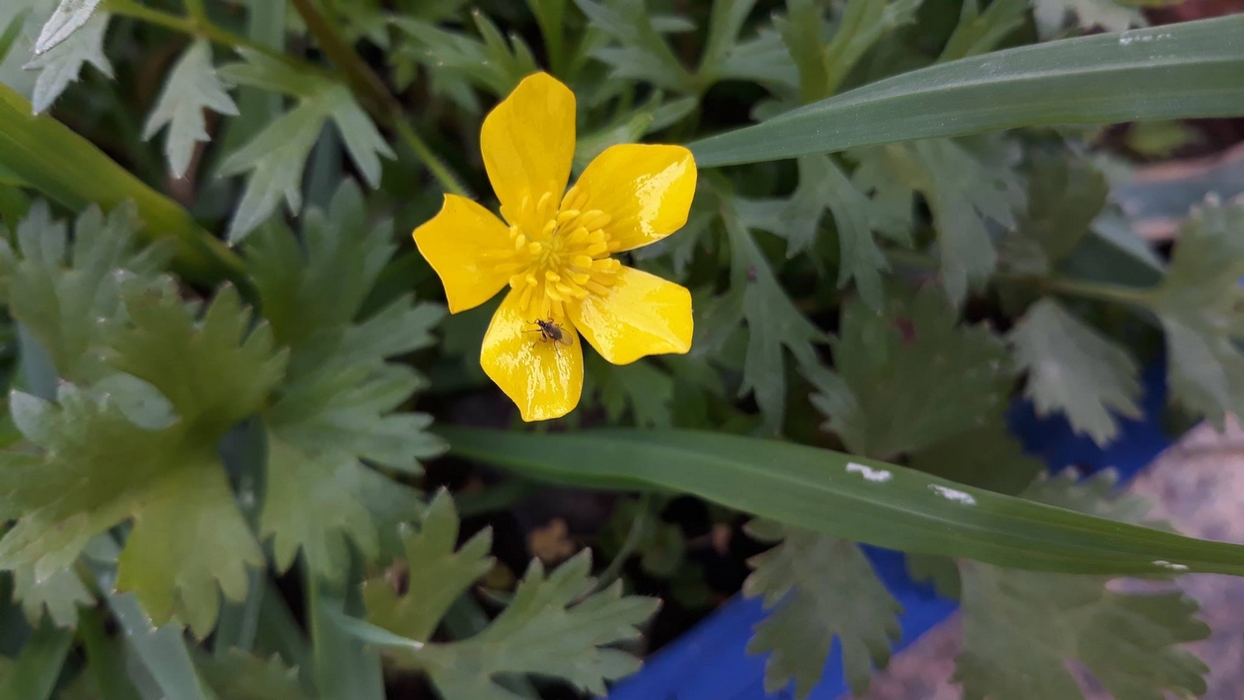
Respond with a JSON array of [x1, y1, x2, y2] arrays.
[[414, 73, 697, 421]]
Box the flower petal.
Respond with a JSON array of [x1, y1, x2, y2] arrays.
[[570, 266, 693, 365], [413, 195, 512, 314], [481, 73, 576, 232], [573, 144, 696, 252], [481, 289, 583, 422]]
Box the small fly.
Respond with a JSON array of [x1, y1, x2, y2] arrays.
[[527, 318, 573, 351]]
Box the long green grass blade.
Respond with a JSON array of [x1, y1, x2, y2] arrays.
[[0, 84, 246, 287], [440, 427, 1244, 576], [0, 616, 72, 700], [689, 16, 1244, 167]]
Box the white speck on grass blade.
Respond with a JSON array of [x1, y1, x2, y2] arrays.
[[1153, 560, 1189, 572], [846, 462, 893, 483], [929, 484, 977, 506]]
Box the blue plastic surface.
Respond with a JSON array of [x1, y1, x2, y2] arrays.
[[610, 361, 1173, 700]]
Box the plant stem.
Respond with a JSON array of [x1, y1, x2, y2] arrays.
[[108, 0, 469, 196], [1036, 276, 1154, 307], [288, 0, 470, 197], [103, 0, 285, 64], [591, 493, 653, 596], [183, 0, 208, 23]]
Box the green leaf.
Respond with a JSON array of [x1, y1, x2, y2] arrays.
[[736, 155, 904, 310], [0, 282, 283, 635], [310, 580, 386, 700], [807, 289, 1011, 459], [697, 0, 773, 86], [688, 15, 1244, 167], [1008, 298, 1142, 446], [143, 40, 239, 179], [5, 201, 170, 383], [574, 0, 695, 93], [781, 0, 922, 102], [1032, 0, 1144, 39], [0, 615, 73, 700], [76, 605, 142, 700], [196, 649, 311, 700], [392, 14, 538, 98], [107, 590, 212, 700], [0, 84, 248, 287], [362, 492, 494, 643], [218, 51, 393, 241], [1145, 202, 1244, 428], [246, 190, 385, 346], [1000, 154, 1108, 275], [955, 471, 1209, 700], [853, 139, 1022, 304], [909, 423, 1043, 497], [721, 199, 824, 433], [939, 0, 1028, 62], [106, 281, 286, 433], [377, 550, 658, 699], [250, 181, 444, 582], [114, 455, 266, 636], [32, 0, 100, 54], [12, 561, 91, 629], [22, 11, 110, 114], [743, 522, 900, 698], [442, 425, 1244, 576], [597, 358, 675, 428], [216, 102, 324, 242]]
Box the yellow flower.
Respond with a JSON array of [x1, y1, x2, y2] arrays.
[[414, 73, 697, 422]]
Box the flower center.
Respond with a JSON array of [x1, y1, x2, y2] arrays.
[[491, 185, 622, 319]]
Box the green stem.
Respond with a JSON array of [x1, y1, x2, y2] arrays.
[[393, 121, 469, 197], [288, 0, 469, 197], [103, 0, 286, 63], [591, 493, 653, 596], [183, 0, 208, 23], [1036, 276, 1154, 307]]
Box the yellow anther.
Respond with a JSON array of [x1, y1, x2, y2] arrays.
[[537, 191, 555, 214], [527, 242, 543, 255], [586, 242, 608, 257], [580, 211, 611, 230], [514, 233, 527, 250], [545, 271, 561, 282], [572, 255, 594, 269], [560, 186, 584, 210], [556, 210, 580, 226]]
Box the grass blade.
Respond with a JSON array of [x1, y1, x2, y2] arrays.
[[440, 426, 1244, 577], [689, 16, 1244, 167], [0, 84, 246, 287]]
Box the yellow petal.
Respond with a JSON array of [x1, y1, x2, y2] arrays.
[[570, 266, 692, 365], [481, 73, 576, 232], [573, 144, 696, 252], [481, 289, 583, 422], [413, 195, 512, 314]]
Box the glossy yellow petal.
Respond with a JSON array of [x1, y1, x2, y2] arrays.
[[570, 266, 692, 365], [481, 289, 583, 422], [572, 144, 696, 252], [413, 195, 513, 314], [481, 73, 576, 232]]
